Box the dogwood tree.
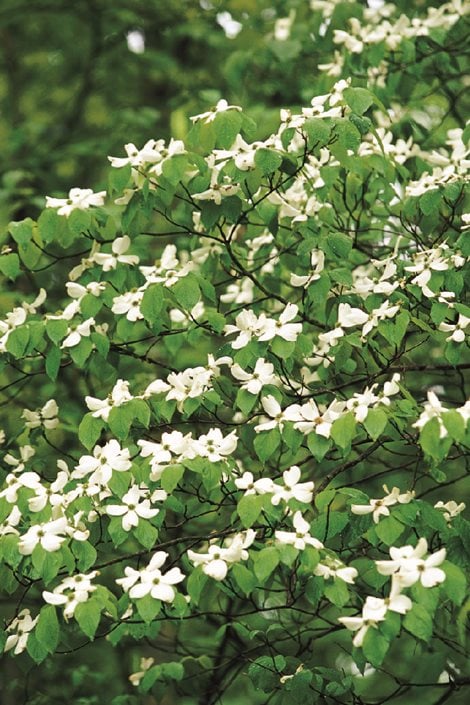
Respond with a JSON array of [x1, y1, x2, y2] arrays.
[[0, 1, 469, 704]]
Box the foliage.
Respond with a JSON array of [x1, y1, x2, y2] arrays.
[[0, 1, 469, 704]]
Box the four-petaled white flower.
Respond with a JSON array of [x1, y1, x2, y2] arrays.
[[42, 571, 98, 619], [434, 500, 466, 522], [235, 471, 275, 496], [73, 439, 132, 485], [351, 485, 415, 523], [275, 511, 324, 550], [45, 188, 106, 216], [187, 530, 256, 581], [190, 99, 242, 124], [116, 551, 185, 602], [106, 485, 163, 531], [85, 379, 133, 421], [18, 517, 69, 554], [22, 399, 59, 430], [230, 358, 277, 395], [438, 314, 470, 343], [4, 609, 38, 655], [92, 236, 139, 270], [375, 537, 446, 588], [258, 303, 302, 342], [61, 317, 96, 349], [271, 466, 314, 506]]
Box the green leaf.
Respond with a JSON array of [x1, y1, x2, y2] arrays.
[[324, 578, 349, 607], [0, 252, 20, 280], [236, 387, 258, 415], [344, 87, 375, 115], [442, 410, 466, 443], [375, 515, 405, 545], [46, 319, 68, 345], [238, 494, 265, 528], [136, 594, 161, 623], [362, 627, 390, 667], [72, 540, 97, 572], [140, 285, 164, 325], [419, 189, 441, 216], [254, 429, 280, 461], [75, 599, 102, 640], [363, 407, 387, 440], [160, 465, 184, 493], [232, 563, 257, 595], [303, 118, 331, 147], [5, 326, 29, 358], [253, 547, 279, 581], [419, 417, 446, 460], [442, 561, 467, 605], [78, 413, 103, 450], [172, 274, 201, 310], [330, 412, 356, 450], [328, 233, 352, 260], [26, 632, 49, 664], [8, 217, 34, 245], [307, 433, 331, 462], [248, 655, 286, 693], [134, 520, 158, 549], [214, 109, 243, 149], [254, 148, 283, 175], [45, 346, 62, 381], [35, 605, 60, 654], [403, 603, 433, 641]]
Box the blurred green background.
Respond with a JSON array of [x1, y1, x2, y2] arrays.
[[0, 2, 468, 704]]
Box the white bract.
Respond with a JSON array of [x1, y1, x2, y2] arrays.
[[116, 551, 185, 602]]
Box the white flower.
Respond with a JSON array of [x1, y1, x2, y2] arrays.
[[92, 236, 139, 270], [129, 658, 155, 687], [73, 439, 132, 485], [375, 537, 446, 588], [314, 557, 358, 584], [434, 500, 466, 522], [412, 391, 448, 439], [275, 511, 324, 550], [4, 609, 38, 655], [337, 303, 369, 328], [187, 530, 256, 581], [106, 485, 162, 531], [192, 175, 240, 204], [290, 250, 325, 288], [351, 485, 415, 523], [61, 317, 95, 348], [258, 303, 302, 342], [287, 398, 345, 438], [0, 505, 22, 536], [231, 358, 277, 395], [438, 314, 470, 343], [224, 309, 265, 349], [45, 187, 106, 216], [18, 517, 69, 554], [85, 379, 133, 421], [66, 281, 105, 301], [22, 399, 59, 430], [28, 467, 70, 513], [190, 99, 242, 124], [194, 428, 238, 462], [42, 571, 98, 620], [271, 466, 314, 506], [108, 140, 162, 169], [111, 289, 145, 321], [116, 551, 184, 603], [338, 591, 412, 648], [254, 395, 289, 433], [235, 471, 275, 496]]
